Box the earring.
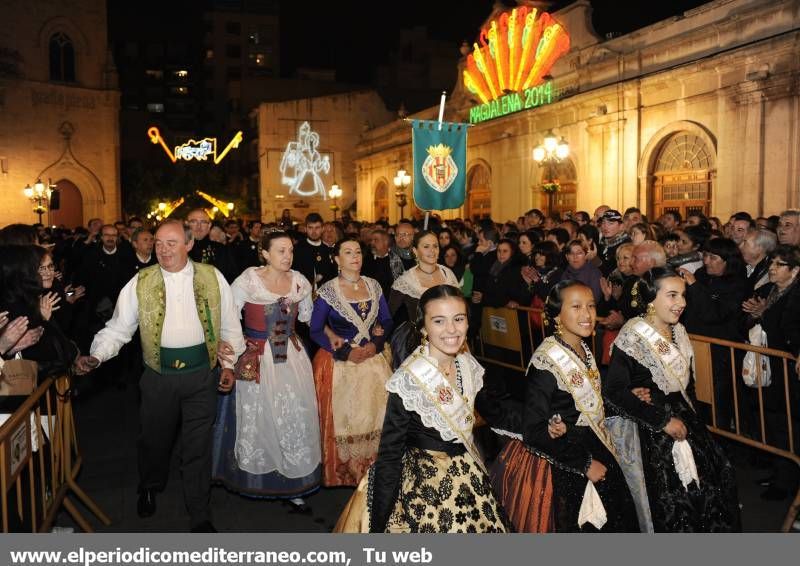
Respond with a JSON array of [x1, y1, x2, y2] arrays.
[[630, 281, 639, 309], [646, 303, 656, 320], [421, 331, 429, 347], [554, 318, 564, 338]]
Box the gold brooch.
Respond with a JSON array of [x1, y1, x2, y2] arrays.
[[172, 359, 186, 369], [569, 370, 584, 387], [655, 339, 670, 355]]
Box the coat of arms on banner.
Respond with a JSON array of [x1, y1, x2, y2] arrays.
[[421, 144, 458, 193]]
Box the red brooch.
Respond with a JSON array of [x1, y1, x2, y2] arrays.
[[655, 339, 671, 355], [569, 370, 584, 387], [437, 386, 454, 405]]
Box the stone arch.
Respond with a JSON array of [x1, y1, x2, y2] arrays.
[[38, 161, 106, 222], [465, 158, 492, 220], [36, 17, 90, 54], [638, 121, 717, 216]]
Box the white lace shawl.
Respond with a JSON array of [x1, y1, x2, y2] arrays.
[[614, 319, 693, 395], [316, 276, 382, 344], [232, 267, 313, 323], [390, 265, 459, 298], [386, 346, 484, 443]]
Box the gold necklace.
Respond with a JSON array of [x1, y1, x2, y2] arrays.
[[339, 273, 361, 290]]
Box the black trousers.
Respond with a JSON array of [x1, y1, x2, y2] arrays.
[[138, 365, 218, 525]]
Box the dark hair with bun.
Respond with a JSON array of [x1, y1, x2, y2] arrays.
[[333, 236, 361, 257], [260, 230, 292, 252], [542, 279, 591, 335], [415, 284, 467, 329], [630, 266, 683, 317], [413, 230, 438, 248]]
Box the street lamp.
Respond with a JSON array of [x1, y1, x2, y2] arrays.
[[393, 169, 411, 219], [328, 182, 342, 220], [532, 130, 569, 214], [23, 178, 54, 224]]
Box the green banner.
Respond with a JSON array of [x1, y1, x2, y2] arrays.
[[411, 120, 468, 211]]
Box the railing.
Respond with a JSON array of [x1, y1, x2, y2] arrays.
[[470, 305, 799, 532], [0, 373, 110, 532], [689, 334, 799, 532]]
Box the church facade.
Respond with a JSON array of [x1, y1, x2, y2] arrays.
[[354, 0, 800, 223], [0, 0, 120, 228]]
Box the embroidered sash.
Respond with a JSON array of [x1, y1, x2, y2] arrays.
[[317, 277, 381, 345], [627, 320, 694, 410], [532, 338, 617, 460], [387, 348, 486, 473]]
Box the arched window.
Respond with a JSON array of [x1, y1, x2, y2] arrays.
[[466, 164, 491, 220], [49, 33, 75, 82], [651, 133, 713, 218], [373, 181, 388, 221]]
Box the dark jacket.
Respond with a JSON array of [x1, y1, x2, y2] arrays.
[[682, 269, 748, 342]]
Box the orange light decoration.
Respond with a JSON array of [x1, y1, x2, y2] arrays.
[[463, 7, 570, 104], [147, 127, 243, 165]]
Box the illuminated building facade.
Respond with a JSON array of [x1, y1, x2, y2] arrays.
[[0, 0, 121, 228], [354, 0, 800, 223], [253, 90, 394, 222]]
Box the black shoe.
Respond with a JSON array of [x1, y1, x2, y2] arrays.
[[190, 520, 217, 533], [760, 485, 789, 501], [137, 489, 156, 518], [756, 476, 774, 487]]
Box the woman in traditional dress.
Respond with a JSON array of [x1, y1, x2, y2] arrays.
[[522, 280, 639, 532], [309, 238, 394, 487], [212, 231, 321, 510], [388, 231, 458, 368], [336, 285, 508, 533], [604, 267, 741, 532]]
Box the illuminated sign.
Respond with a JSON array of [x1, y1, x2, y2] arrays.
[[463, 6, 569, 122], [147, 127, 243, 165], [280, 121, 330, 199], [469, 81, 553, 124]]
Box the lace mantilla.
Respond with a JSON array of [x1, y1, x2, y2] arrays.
[[386, 346, 484, 443], [390, 265, 458, 298], [317, 276, 382, 344], [614, 319, 693, 395]]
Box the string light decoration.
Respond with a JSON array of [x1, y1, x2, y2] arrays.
[[463, 6, 570, 105], [279, 121, 331, 199], [147, 127, 243, 165]]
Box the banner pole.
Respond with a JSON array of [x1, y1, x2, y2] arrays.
[[424, 90, 447, 229]]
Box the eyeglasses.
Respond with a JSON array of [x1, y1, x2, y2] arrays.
[[770, 259, 790, 267], [38, 264, 55, 273]]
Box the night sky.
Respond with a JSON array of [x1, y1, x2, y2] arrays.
[[111, 0, 711, 84]]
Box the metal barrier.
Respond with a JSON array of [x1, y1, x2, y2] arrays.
[[689, 334, 799, 532], [0, 374, 110, 532], [470, 306, 799, 532]]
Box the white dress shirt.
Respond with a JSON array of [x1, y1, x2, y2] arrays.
[[90, 260, 245, 369]]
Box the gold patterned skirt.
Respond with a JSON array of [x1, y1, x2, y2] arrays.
[[335, 447, 509, 533]]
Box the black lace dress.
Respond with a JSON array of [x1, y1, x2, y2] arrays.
[[605, 345, 741, 532]]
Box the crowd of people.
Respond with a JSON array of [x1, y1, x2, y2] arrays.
[[0, 203, 798, 533]]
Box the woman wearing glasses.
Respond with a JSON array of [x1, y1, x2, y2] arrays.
[[212, 231, 321, 510]]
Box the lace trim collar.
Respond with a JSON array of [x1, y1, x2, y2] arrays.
[[317, 277, 381, 344], [390, 265, 458, 298], [242, 267, 311, 302], [615, 319, 693, 396], [386, 346, 484, 443]]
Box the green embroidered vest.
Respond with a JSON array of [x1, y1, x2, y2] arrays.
[[136, 261, 221, 372]]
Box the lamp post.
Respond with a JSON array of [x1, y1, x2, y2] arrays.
[[328, 182, 342, 220], [23, 178, 54, 224], [393, 169, 411, 220], [532, 130, 569, 215]]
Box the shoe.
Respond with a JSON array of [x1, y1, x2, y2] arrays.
[[755, 476, 774, 487], [137, 489, 156, 518], [286, 498, 312, 515], [190, 520, 217, 533], [759, 485, 788, 501]]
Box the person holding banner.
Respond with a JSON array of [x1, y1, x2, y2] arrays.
[[522, 280, 639, 532], [605, 267, 741, 532], [335, 285, 508, 533], [388, 231, 458, 368], [309, 238, 394, 487]]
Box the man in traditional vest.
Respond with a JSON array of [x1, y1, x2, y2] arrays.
[[75, 220, 245, 532]]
